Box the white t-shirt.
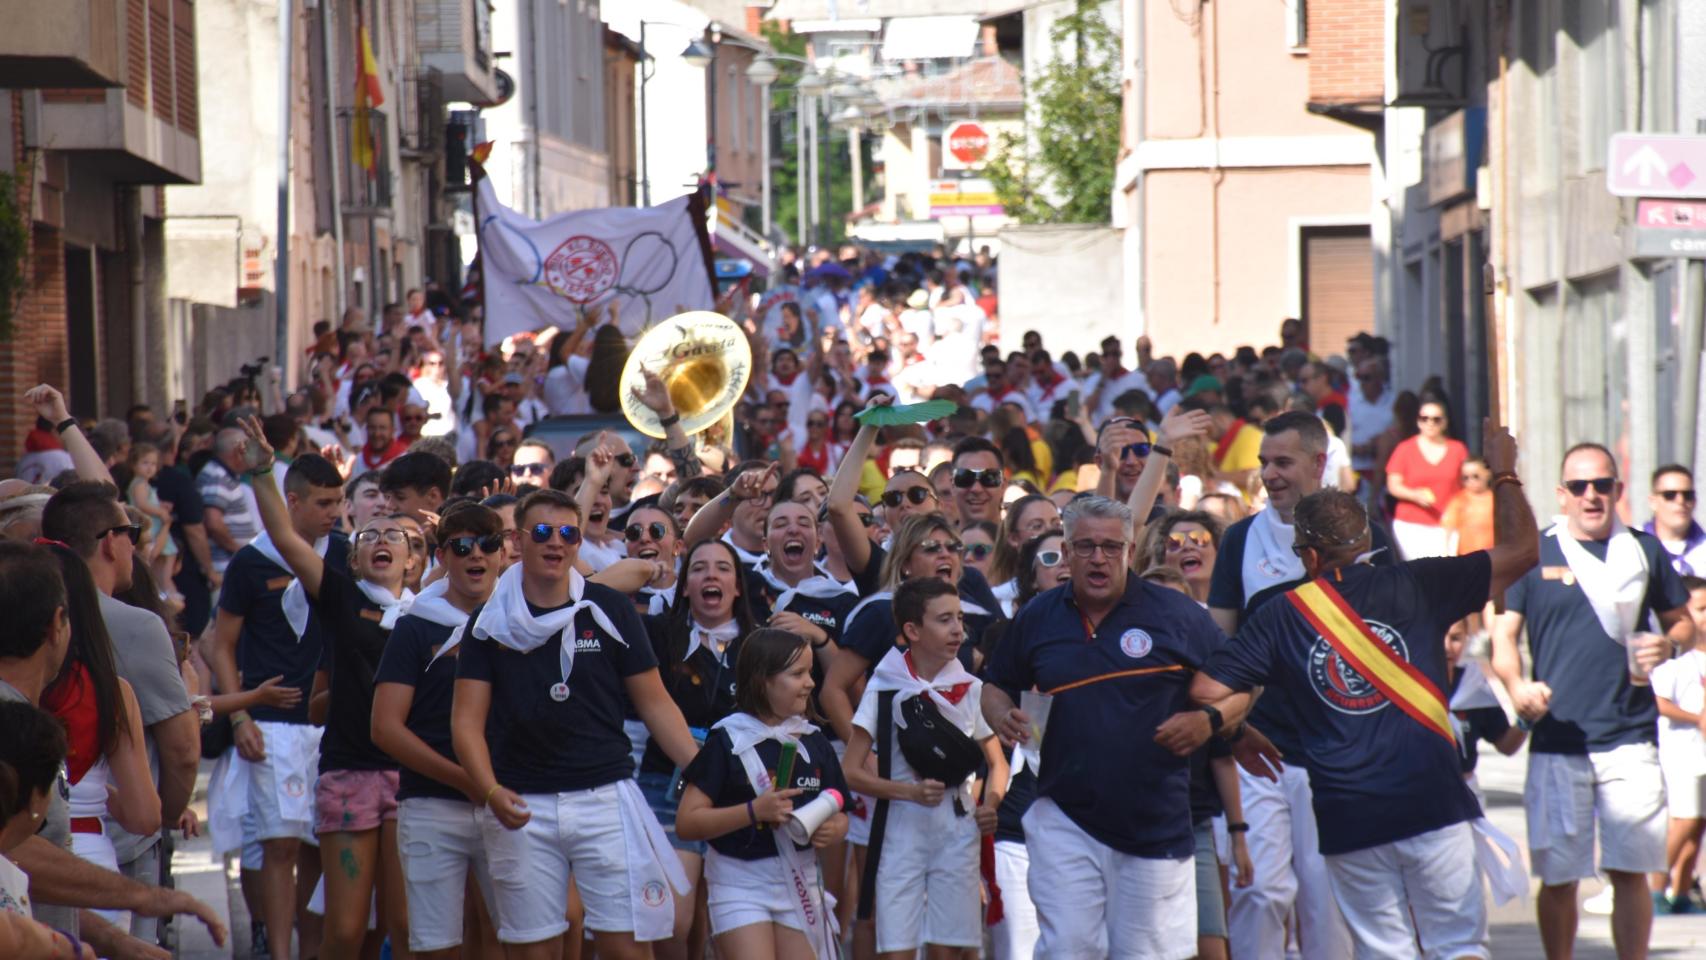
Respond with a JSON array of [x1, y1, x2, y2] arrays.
[[852, 672, 992, 790], [578, 537, 626, 574], [1322, 434, 1353, 490], [1651, 650, 1706, 774], [413, 377, 457, 437], [543, 358, 591, 416]]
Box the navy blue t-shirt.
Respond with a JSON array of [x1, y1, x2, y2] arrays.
[[217, 536, 350, 724], [1206, 515, 1396, 761], [852, 543, 1003, 618], [1506, 530, 1688, 755], [373, 614, 468, 802], [1204, 555, 1491, 856], [311, 569, 399, 773], [984, 578, 1224, 859], [455, 582, 659, 793], [840, 581, 1000, 676], [743, 569, 860, 644], [681, 726, 848, 861]]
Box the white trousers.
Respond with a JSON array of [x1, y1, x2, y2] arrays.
[[991, 839, 1039, 960], [1391, 520, 1451, 561], [1324, 821, 1489, 960], [1227, 764, 1352, 959]]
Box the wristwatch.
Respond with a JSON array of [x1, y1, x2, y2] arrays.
[[1151, 443, 1174, 458], [54, 417, 77, 435], [1199, 704, 1224, 735]]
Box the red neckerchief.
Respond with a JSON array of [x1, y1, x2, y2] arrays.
[[775, 371, 799, 387], [865, 372, 890, 387], [988, 383, 1013, 401], [1034, 371, 1062, 399], [1213, 418, 1247, 463], [798, 441, 830, 473], [904, 649, 972, 704]]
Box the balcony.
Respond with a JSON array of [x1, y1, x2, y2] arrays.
[[414, 0, 498, 104], [339, 107, 394, 215], [0, 0, 124, 88]]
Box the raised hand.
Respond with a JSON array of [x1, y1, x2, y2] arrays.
[[1159, 404, 1213, 445], [632, 367, 676, 417], [24, 384, 70, 424], [731, 463, 780, 502]]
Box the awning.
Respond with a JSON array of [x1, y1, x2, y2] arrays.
[[881, 16, 980, 61]]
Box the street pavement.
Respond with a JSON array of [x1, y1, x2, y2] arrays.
[[162, 735, 1706, 957]]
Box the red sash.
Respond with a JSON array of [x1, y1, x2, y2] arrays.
[[1213, 419, 1247, 464]]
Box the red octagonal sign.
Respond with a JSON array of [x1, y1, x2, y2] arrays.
[[946, 121, 990, 166]]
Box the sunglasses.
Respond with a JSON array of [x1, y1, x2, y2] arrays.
[[1166, 530, 1214, 551], [356, 528, 411, 545], [1036, 549, 1064, 568], [953, 468, 1003, 489], [1563, 477, 1616, 497], [613, 452, 637, 469], [1121, 441, 1153, 461], [965, 542, 994, 561], [445, 534, 506, 557], [1418, 415, 1445, 424], [918, 539, 965, 556], [625, 521, 669, 542], [1658, 489, 1697, 504], [103, 523, 142, 545], [511, 462, 549, 478], [530, 523, 583, 544], [881, 487, 936, 508]]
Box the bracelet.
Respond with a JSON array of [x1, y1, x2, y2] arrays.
[[658, 411, 681, 428], [230, 713, 251, 728], [247, 461, 274, 477], [746, 799, 757, 827], [484, 783, 502, 806], [54, 417, 77, 435], [1151, 443, 1173, 458], [1226, 821, 1250, 833]]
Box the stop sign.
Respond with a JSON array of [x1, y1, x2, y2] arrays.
[[946, 121, 991, 166]]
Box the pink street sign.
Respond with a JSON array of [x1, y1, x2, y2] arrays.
[[1608, 133, 1706, 199]]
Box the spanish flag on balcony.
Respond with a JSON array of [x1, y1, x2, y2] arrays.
[[353, 23, 385, 173]]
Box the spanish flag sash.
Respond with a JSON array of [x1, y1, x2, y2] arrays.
[[1285, 578, 1456, 744]]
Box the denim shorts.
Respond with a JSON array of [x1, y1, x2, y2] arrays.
[[636, 769, 707, 855]]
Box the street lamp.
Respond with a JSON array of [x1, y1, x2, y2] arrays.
[[746, 56, 778, 240], [681, 38, 714, 69]]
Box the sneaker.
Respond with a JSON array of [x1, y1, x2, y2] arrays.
[[1582, 885, 1615, 916], [1663, 890, 1695, 915], [1688, 883, 1706, 911], [250, 920, 269, 959]]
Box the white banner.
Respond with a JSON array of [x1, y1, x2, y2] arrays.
[[476, 178, 716, 346]]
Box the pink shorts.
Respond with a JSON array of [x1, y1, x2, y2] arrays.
[[314, 769, 400, 835]]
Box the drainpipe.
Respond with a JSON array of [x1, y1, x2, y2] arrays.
[[320, 0, 347, 317], [129, 187, 147, 409]]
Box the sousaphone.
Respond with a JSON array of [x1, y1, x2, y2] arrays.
[[619, 310, 752, 439]]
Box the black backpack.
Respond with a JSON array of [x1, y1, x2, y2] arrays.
[[896, 692, 983, 787]]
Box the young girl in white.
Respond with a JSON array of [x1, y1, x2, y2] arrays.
[[676, 628, 850, 960]]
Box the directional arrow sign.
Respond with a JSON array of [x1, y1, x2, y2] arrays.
[[1608, 133, 1706, 198]]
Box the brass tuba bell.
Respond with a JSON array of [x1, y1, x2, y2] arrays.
[[619, 311, 753, 439]]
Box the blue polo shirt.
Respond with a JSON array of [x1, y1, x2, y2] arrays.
[[984, 578, 1224, 859], [1505, 530, 1688, 755], [216, 535, 350, 724], [455, 582, 659, 793], [1204, 555, 1491, 856], [373, 615, 468, 803]]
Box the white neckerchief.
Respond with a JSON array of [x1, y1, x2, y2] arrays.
[[249, 531, 330, 642], [753, 556, 857, 613], [404, 577, 473, 629], [1241, 508, 1304, 604], [435, 565, 628, 700], [1547, 517, 1653, 642], [686, 619, 740, 665], [991, 579, 1019, 618], [1449, 660, 1501, 711], [645, 585, 677, 616], [720, 530, 765, 568], [866, 646, 980, 741], [356, 579, 416, 630], [713, 712, 839, 958]]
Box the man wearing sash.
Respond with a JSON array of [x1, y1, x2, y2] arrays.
[[1190, 418, 1539, 958], [1491, 442, 1696, 960]]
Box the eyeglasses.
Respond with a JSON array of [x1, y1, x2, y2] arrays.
[[511, 462, 549, 479], [1659, 489, 1697, 504], [625, 521, 668, 542], [881, 487, 936, 508], [102, 523, 142, 545], [1563, 477, 1616, 497], [964, 542, 994, 562], [530, 523, 583, 544], [953, 468, 1003, 489], [356, 528, 410, 545], [1036, 549, 1064, 568], [917, 539, 965, 557], [1166, 530, 1214, 552], [1417, 415, 1445, 425], [445, 534, 506, 557], [855, 512, 876, 528], [1069, 539, 1128, 559]]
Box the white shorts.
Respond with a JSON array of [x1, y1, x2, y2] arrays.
[[1021, 797, 1195, 960], [831, 739, 876, 847], [873, 792, 982, 952], [248, 721, 322, 844], [1525, 745, 1667, 885], [398, 797, 496, 952], [71, 830, 127, 927], [1324, 821, 1488, 960], [477, 783, 652, 944], [704, 849, 813, 935], [1659, 750, 1706, 819], [992, 839, 1039, 960]]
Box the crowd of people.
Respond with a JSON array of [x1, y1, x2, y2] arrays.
[[0, 246, 1702, 960]]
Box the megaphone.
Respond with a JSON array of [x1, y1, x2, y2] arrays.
[[785, 789, 845, 845]]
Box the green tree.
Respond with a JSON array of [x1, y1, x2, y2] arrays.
[[755, 23, 870, 249], [986, 1, 1122, 224]]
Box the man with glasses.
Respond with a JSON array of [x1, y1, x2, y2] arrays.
[[451, 488, 699, 960], [982, 495, 1225, 957], [510, 439, 557, 486], [573, 430, 641, 526], [1643, 464, 1706, 576], [205, 456, 349, 960], [1492, 443, 1696, 959], [411, 349, 458, 438], [950, 436, 1005, 526]]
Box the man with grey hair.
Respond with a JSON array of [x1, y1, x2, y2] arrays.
[[1147, 357, 1182, 415], [199, 426, 261, 574], [983, 494, 1228, 957]]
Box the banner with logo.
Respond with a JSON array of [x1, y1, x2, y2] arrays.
[[475, 176, 717, 346]]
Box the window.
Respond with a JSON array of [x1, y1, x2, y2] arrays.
[[1287, 0, 1308, 50]]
